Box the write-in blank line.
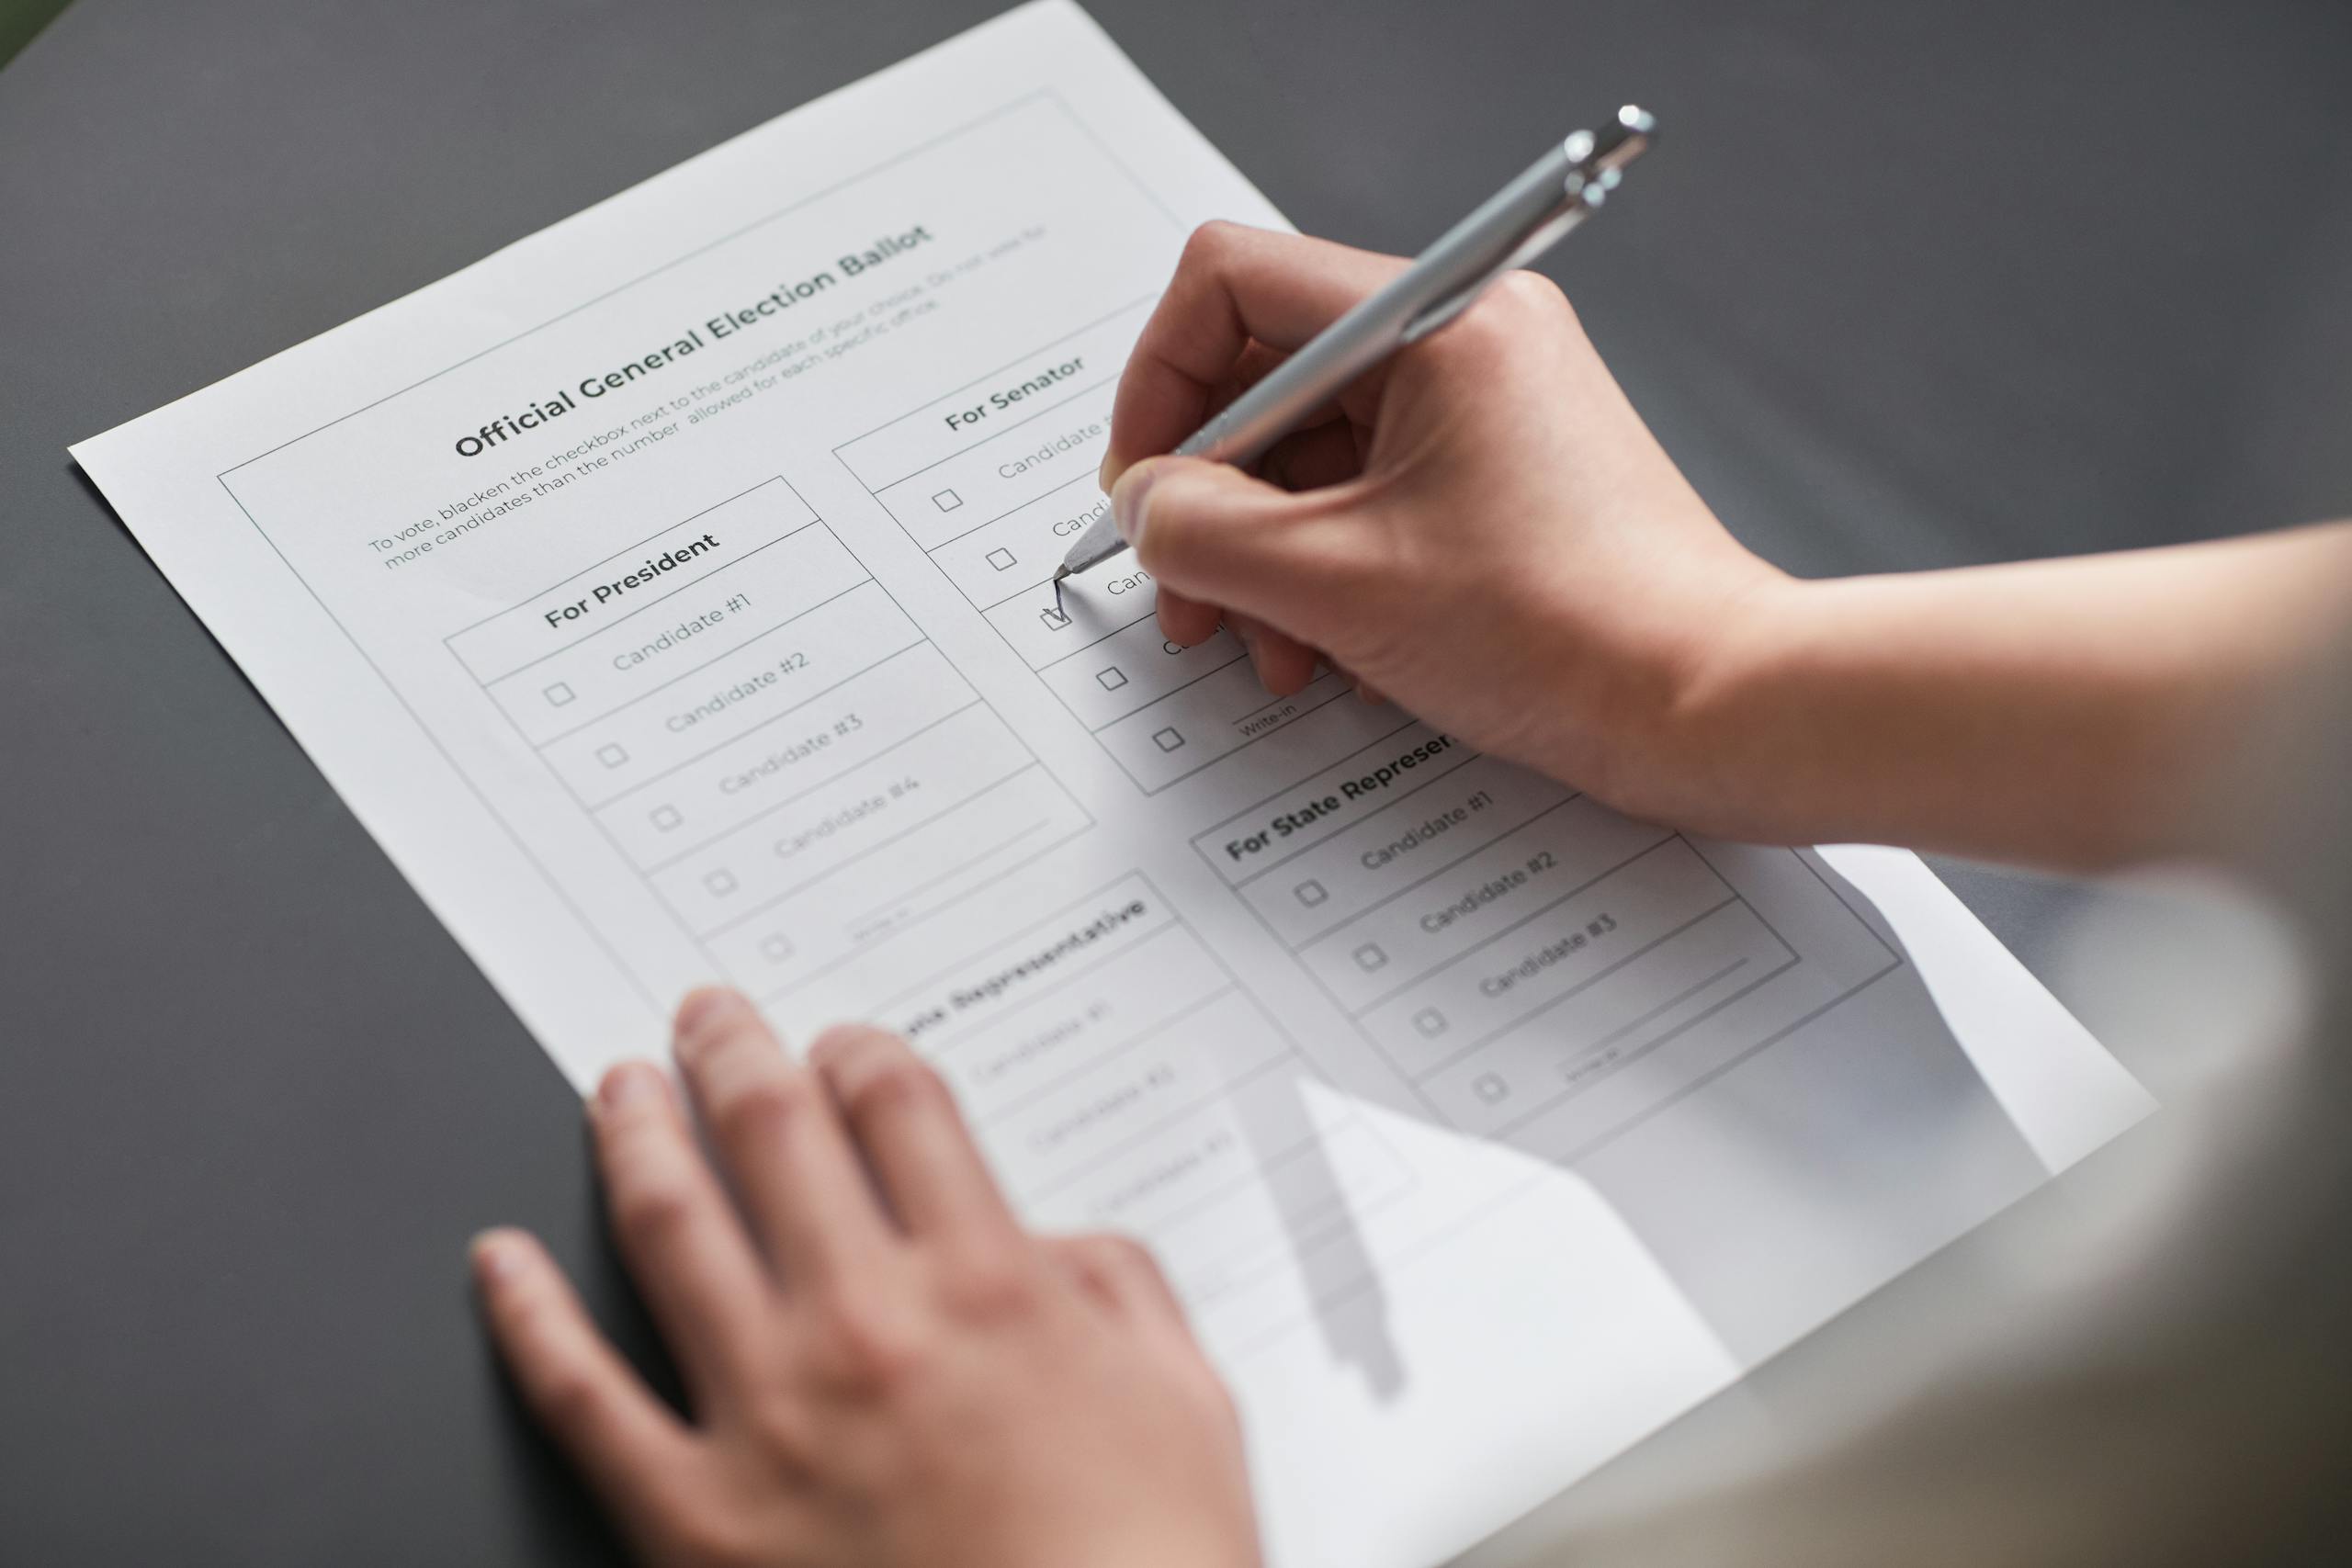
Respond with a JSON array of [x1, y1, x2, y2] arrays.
[[1564, 954, 1751, 1070], [845, 818, 1053, 939], [1491, 956, 1802, 1142]]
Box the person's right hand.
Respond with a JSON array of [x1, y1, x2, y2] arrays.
[[1101, 222, 1791, 834]]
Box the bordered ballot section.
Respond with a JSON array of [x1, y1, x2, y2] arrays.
[[875, 873, 1413, 1314], [833, 299, 1394, 793], [1194, 725, 1903, 1154], [446, 478, 1090, 997]]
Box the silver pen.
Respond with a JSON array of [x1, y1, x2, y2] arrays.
[[1054, 104, 1656, 599]]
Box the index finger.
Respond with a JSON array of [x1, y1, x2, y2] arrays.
[[1104, 223, 1407, 484]]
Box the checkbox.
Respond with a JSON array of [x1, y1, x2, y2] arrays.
[[704, 868, 738, 897], [543, 682, 574, 707], [759, 933, 794, 964], [1152, 726, 1185, 752], [985, 547, 1017, 571], [1096, 666, 1127, 690], [931, 489, 962, 512], [596, 743, 628, 769], [1472, 1072, 1510, 1103], [1413, 1008, 1448, 1037], [1295, 879, 1328, 908], [1039, 606, 1070, 630], [649, 804, 683, 832], [1352, 942, 1387, 972]]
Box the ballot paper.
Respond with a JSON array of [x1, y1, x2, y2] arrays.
[[73, 5, 2153, 1562]]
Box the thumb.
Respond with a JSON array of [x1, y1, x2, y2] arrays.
[[1111, 456, 1328, 617]]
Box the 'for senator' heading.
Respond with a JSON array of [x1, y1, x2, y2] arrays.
[[452, 224, 936, 457]]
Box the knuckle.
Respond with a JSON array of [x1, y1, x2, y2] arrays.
[[808, 1023, 909, 1085], [613, 1176, 701, 1249], [813, 1024, 879, 1062], [711, 1070, 815, 1150], [674, 990, 769, 1066], [809, 1287, 926, 1391], [533, 1362, 613, 1432], [939, 1247, 1040, 1323], [1490, 266, 1570, 318], [1178, 218, 1242, 272], [1107, 1234, 1167, 1281], [808, 1021, 894, 1063], [740, 1390, 819, 1471], [845, 1055, 948, 1125]]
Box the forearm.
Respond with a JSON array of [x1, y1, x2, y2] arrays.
[[1665, 523, 2352, 870]]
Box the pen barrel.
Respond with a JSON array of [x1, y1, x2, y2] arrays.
[[1064, 111, 1649, 578], [1177, 138, 1584, 469]]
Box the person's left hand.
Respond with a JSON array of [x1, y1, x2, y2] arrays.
[[471, 987, 1261, 1568]]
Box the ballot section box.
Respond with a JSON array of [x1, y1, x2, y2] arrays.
[[834, 300, 1390, 793], [1195, 726, 1904, 1157], [446, 478, 1089, 996], [873, 872, 1412, 1324]]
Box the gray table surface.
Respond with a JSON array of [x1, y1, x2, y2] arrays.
[[4, 2, 2348, 1562]]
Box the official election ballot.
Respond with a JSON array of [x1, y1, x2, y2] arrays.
[[72, 6, 2152, 1564]]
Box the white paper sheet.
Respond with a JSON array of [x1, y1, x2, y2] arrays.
[[71, 6, 2153, 1562]]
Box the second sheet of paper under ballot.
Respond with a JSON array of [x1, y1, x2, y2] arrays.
[[74, 6, 2153, 1563]]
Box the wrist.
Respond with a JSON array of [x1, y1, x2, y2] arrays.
[[1609, 566, 1830, 841]]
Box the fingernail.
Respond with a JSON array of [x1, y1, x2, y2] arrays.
[[471, 1229, 528, 1284], [599, 1060, 666, 1111], [1110, 462, 1157, 547]]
